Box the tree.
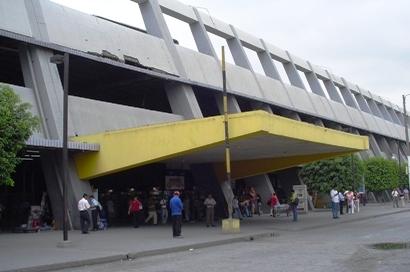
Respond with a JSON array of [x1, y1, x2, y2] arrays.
[[299, 155, 363, 193], [363, 157, 399, 192], [0, 85, 39, 186]]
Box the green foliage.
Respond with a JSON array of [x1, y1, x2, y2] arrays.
[[299, 155, 363, 193], [363, 157, 401, 192], [0, 85, 39, 186]]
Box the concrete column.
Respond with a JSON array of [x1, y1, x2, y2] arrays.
[[366, 98, 384, 119], [190, 8, 217, 57], [368, 134, 386, 158], [283, 51, 306, 90], [354, 91, 372, 114], [353, 129, 374, 159], [258, 39, 281, 81], [395, 110, 405, 126], [305, 61, 326, 97], [386, 106, 401, 125], [379, 102, 396, 123], [340, 78, 360, 109], [376, 102, 393, 122], [244, 175, 274, 213], [323, 71, 344, 103], [388, 140, 406, 163], [376, 136, 394, 159], [226, 26, 253, 70], [138, 0, 203, 119]]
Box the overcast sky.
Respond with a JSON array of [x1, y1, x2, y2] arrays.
[[52, 0, 410, 107]]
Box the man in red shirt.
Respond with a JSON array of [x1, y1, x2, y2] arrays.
[[128, 196, 142, 228], [270, 192, 279, 217]]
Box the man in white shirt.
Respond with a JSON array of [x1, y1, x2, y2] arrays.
[[330, 188, 340, 219], [78, 193, 91, 234]]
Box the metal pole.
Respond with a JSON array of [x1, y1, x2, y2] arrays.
[[62, 53, 69, 241], [403, 95, 410, 191], [221, 46, 232, 218]]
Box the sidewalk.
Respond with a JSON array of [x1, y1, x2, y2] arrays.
[[1, 203, 409, 272]]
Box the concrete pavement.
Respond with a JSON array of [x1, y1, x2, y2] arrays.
[[0, 203, 409, 272]]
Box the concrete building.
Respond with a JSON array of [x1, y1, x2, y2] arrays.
[[1, 0, 403, 229]]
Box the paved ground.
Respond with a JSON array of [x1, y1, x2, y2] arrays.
[[57, 211, 410, 272], [0, 203, 409, 272]]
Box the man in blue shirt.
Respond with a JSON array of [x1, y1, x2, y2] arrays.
[[170, 191, 183, 238]]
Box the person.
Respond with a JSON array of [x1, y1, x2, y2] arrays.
[[256, 194, 263, 215], [78, 193, 90, 234], [392, 188, 399, 208], [170, 191, 183, 238], [159, 196, 168, 224], [404, 188, 409, 202], [204, 194, 217, 227], [353, 192, 360, 213], [288, 190, 299, 222], [270, 192, 279, 217], [338, 191, 345, 215], [89, 195, 102, 231], [330, 188, 339, 219], [128, 196, 142, 228], [346, 191, 354, 214], [145, 197, 158, 225], [232, 196, 243, 220], [398, 188, 405, 207]]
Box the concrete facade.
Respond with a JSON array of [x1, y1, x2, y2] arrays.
[[0, 0, 406, 228]]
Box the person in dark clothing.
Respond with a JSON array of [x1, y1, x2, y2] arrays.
[[169, 191, 183, 238]]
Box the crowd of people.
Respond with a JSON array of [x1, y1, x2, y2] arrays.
[[330, 188, 366, 219], [391, 187, 409, 208]]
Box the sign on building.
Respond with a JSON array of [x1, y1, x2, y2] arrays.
[[293, 185, 308, 213]]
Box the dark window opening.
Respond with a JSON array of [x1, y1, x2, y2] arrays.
[[56, 55, 172, 113], [193, 87, 221, 117], [235, 96, 254, 112], [0, 37, 25, 86]]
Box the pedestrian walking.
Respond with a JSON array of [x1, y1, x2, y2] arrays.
[[404, 188, 409, 202], [330, 188, 339, 219], [78, 193, 90, 234], [128, 196, 142, 228], [89, 195, 102, 231], [353, 192, 360, 213], [145, 197, 158, 225], [338, 191, 344, 215], [232, 196, 243, 220], [392, 188, 399, 208], [288, 190, 299, 222], [170, 191, 183, 238], [269, 192, 279, 217], [160, 196, 168, 224], [204, 194, 216, 227], [346, 191, 354, 214]]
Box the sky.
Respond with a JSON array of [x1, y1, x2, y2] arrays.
[[51, 0, 410, 107]]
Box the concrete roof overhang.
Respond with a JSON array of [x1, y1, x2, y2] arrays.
[[72, 111, 369, 180]]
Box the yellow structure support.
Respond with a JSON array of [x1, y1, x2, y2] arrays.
[[72, 110, 368, 180]]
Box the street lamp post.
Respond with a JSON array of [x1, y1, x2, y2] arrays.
[[50, 53, 70, 243], [402, 94, 410, 190]]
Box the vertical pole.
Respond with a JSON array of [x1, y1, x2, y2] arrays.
[[62, 53, 69, 241], [222, 46, 232, 218], [403, 95, 410, 191]]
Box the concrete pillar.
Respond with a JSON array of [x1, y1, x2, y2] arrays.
[[283, 51, 306, 90], [354, 91, 372, 114], [305, 61, 327, 97], [226, 26, 253, 70], [340, 78, 360, 109], [138, 0, 203, 119], [323, 71, 344, 103], [366, 98, 384, 119], [258, 39, 281, 81], [353, 129, 374, 159], [368, 134, 386, 158], [250, 101, 273, 113], [244, 175, 274, 213], [190, 8, 217, 57]]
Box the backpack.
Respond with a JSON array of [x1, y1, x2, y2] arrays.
[[292, 197, 299, 206]]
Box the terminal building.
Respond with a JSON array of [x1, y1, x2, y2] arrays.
[[1, 0, 404, 230]]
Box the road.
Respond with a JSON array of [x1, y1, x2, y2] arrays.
[[54, 212, 410, 272]]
